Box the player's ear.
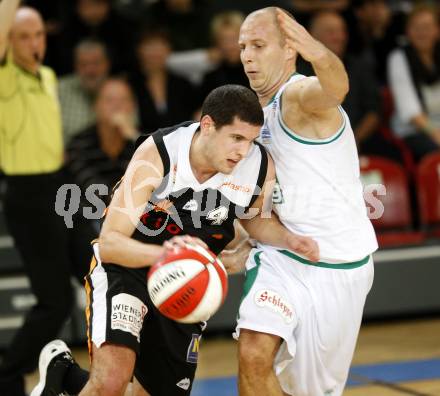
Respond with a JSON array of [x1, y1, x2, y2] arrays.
[[200, 115, 216, 135]]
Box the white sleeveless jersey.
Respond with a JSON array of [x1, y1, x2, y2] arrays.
[[260, 74, 378, 261]]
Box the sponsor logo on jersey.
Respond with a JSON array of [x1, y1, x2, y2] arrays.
[[111, 294, 148, 341], [221, 181, 252, 193], [206, 206, 229, 225], [261, 117, 272, 144], [176, 378, 191, 390], [254, 289, 294, 324], [186, 333, 202, 363], [182, 199, 198, 211]]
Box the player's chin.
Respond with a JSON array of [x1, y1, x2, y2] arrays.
[[224, 160, 238, 173]]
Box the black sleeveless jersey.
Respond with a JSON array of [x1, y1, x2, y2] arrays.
[[130, 121, 268, 256]]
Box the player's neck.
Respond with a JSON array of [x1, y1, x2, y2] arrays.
[[258, 67, 296, 107], [189, 133, 217, 184]]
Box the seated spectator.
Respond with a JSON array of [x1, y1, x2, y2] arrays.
[[199, 11, 249, 101], [297, 11, 403, 161], [387, 4, 440, 162], [349, 0, 402, 85], [55, 0, 135, 75], [129, 28, 199, 134], [65, 77, 137, 207], [287, 0, 350, 25], [59, 39, 110, 144]]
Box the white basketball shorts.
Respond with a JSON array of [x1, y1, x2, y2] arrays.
[[235, 246, 374, 396]]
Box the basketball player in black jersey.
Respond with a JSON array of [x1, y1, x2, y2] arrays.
[[31, 85, 318, 396]]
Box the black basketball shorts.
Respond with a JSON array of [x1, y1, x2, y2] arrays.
[[85, 255, 205, 396]]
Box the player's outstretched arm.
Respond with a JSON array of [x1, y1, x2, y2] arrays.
[[240, 156, 320, 262], [0, 0, 20, 60], [277, 9, 348, 113], [99, 138, 167, 267]]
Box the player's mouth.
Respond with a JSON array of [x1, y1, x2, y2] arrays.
[[227, 159, 239, 167]]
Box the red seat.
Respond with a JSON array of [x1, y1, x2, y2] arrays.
[[417, 152, 440, 237], [379, 87, 416, 174], [359, 156, 425, 247]]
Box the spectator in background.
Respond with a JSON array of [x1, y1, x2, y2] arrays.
[[0, 2, 92, 395], [142, 0, 211, 51], [65, 77, 137, 209], [59, 39, 110, 144], [287, 0, 350, 25], [297, 11, 402, 161], [349, 0, 402, 84], [129, 28, 199, 134], [55, 0, 135, 75], [199, 11, 249, 102], [387, 4, 440, 162]]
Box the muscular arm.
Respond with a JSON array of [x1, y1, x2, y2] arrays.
[[98, 137, 166, 267], [0, 0, 20, 60], [276, 11, 348, 139]]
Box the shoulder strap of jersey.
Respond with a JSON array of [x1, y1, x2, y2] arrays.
[[246, 142, 268, 209], [275, 72, 308, 102]]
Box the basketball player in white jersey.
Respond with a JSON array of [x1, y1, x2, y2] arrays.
[[235, 8, 378, 396]]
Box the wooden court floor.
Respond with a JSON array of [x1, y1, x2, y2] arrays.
[[25, 318, 440, 395]]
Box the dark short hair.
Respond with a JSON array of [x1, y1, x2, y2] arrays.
[[201, 85, 264, 129]]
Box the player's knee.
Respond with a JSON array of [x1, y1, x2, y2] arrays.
[[238, 338, 273, 376], [88, 368, 131, 396]]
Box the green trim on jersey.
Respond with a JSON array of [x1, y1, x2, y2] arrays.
[[237, 251, 262, 319], [278, 249, 370, 269], [278, 102, 346, 145]]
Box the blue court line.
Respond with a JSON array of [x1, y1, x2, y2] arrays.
[[191, 358, 440, 396], [347, 358, 440, 386]]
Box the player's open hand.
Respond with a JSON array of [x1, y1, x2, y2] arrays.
[[163, 235, 208, 253], [286, 233, 320, 262], [277, 9, 328, 65]]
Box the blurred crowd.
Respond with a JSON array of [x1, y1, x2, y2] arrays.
[[18, 0, 440, 172]]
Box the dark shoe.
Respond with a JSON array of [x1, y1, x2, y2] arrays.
[[30, 340, 74, 396]]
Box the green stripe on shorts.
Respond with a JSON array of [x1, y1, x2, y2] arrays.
[[237, 251, 262, 320], [278, 250, 370, 269]]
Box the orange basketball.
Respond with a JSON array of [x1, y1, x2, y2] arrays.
[[147, 244, 228, 323]]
